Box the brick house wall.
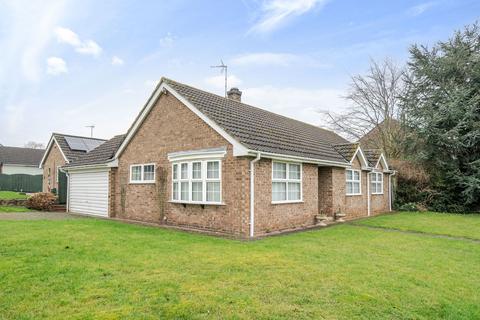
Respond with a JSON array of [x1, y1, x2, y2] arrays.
[[253, 159, 319, 235], [113, 91, 251, 238], [42, 143, 66, 192], [370, 162, 389, 214]]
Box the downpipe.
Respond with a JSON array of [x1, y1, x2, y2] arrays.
[[250, 153, 261, 238]]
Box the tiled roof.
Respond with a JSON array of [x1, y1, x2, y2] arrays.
[[163, 78, 349, 163], [332, 143, 359, 162], [52, 133, 107, 162], [0, 146, 45, 166], [363, 149, 382, 167], [64, 134, 126, 167]]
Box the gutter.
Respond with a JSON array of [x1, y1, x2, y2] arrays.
[[389, 170, 397, 211], [250, 152, 261, 238]]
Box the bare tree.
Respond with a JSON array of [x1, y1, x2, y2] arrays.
[[321, 58, 406, 159], [24, 141, 45, 149]]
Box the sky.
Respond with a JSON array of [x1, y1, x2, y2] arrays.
[[0, 0, 479, 147]]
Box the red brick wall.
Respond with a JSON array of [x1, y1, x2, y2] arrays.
[[42, 142, 67, 192], [371, 161, 390, 214], [253, 159, 318, 236], [114, 91, 251, 237]]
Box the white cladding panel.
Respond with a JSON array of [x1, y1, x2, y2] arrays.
[[69, 170, 109, 217]]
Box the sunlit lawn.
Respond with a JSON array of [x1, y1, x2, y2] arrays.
[[0, 212, 479, 319], [0, 191, 28, 200], [0, 206, 30, 213]]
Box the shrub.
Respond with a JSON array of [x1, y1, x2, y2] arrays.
[[397, 202, 419, 212], [26, 192, 57, 211]]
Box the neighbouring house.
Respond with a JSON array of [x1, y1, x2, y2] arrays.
[[0, 146, 44, 175], [39, 133, 107, 194], [62, 77, 394, 239]]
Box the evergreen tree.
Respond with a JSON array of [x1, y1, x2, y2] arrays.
[[402, 22, 480, 212]]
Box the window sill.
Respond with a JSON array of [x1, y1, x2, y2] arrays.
[[129, 181, 156, 185], [346, 193, 362, 197], [169, 201, 226, 206], [271, 200, 304, 205], [371, 193, 384, 195]]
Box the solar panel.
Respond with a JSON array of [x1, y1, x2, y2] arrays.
[[65, 136, 104, 152]]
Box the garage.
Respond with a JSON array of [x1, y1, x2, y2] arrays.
[[68, 170, 109, 217]]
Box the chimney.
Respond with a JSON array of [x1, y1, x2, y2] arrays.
[[227, 87, 242, 102]]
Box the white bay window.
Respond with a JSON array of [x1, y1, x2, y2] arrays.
[[172, 160, 222, 204], [272, 161, 302, 203]]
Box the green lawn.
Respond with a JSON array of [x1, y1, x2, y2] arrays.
[[0, 214, 479, 319], [0, 206, 31, 213], [0, 191, 28, 200], [356, 211, 480, 240]]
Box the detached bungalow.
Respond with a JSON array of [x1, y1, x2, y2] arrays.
[[0, 146, 44, 175], [62, 78, 394, 238]]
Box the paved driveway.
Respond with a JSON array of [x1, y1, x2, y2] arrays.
[[0, 211, 82, 221]]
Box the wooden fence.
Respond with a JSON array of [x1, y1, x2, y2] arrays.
[[0, 174, 42, 193]]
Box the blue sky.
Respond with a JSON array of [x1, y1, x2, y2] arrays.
[[1, 0, 478, 146]]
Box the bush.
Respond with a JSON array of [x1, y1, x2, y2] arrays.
[[397, 202, 419, 212], [26, 192, 57, 211]]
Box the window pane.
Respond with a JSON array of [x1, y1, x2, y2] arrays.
[[288, 164, 301, 180], [181, 163, 188, 179], [272, 162, 286, 179], [346, 170, 353, 180], [173, 164, 178, 180], [346, 181, 353, 194], [206, 182, 220, 202], [353, 182, 360, 194], [288, 182, 301, 200], [172, 182, 179, 200], [192, 181, 203, 201], [207, 161, 219, 179], [143, 165, 155, 181], [371, 173, 377, 182], [192, 162, 202, 179], [379, 173, 383, 182], [272, 182, 287, 201], [181, 182, 189, 201], [131, 165, 142, 181], [354, 171, 360, 181]]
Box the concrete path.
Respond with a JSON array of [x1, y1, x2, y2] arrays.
[[0, 211, 82, 221]]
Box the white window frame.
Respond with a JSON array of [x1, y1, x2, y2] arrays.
[[129, 163, 156, 184], [271, 161, 303, 204], [371, 172, 384, 195], [346, 169, 362, 196], [171, 160, 222, 205], [56, 166, 61, 183]]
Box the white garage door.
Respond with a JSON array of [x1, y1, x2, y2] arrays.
[[69, 170, 109, 217]]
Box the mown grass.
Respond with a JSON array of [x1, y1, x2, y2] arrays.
[[0, 206, 30, 213], [0, 214, 479, 319], [356, 211, 480, 240], [0, 191, 28, 200]]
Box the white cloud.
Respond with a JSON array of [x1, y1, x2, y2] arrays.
[[242, 85, 346, 127], [54, 27, 102, 56], [408, 2, 436, 16], [249, 0, 328, 34], [205, 74, 243, 90], [159, 32, 174, 48], [46, 57, 68, 75], [111, 56, 124, 66]]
